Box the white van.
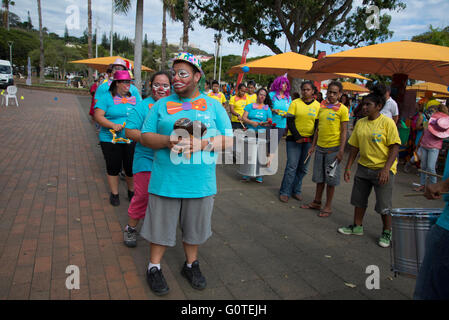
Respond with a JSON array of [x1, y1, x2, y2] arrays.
[[0, 59, 14, 89]]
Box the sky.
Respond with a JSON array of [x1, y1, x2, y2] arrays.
[[13, 0, 449, 59]]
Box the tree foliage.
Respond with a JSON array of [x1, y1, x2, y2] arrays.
[[412, 25, 449, 47], [190, 0, 406, 54]]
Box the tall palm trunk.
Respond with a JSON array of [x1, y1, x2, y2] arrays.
[[87, 0, 93, 85], [134, 0, 143, 94], [37, 0, 45, 84], [161, 2, 167, 70], [182, 0, 189, 51]]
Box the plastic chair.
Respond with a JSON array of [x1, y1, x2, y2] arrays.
[[5, 85, 18, 107]]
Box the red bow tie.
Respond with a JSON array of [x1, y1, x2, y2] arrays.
[[320, 100, 341, 111], [166, 98, 207, 114]]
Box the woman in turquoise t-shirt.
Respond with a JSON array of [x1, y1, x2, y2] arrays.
[[94, 70, 142, 207], [122, 71, 172, 248], [241, 88, 273, 183], [268, 74, 292, 144]]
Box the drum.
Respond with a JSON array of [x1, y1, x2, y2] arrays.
[[235, 131, 276, 177], [387, 208, 443, 278]]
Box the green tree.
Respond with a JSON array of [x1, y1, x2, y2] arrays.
[[191, 0, 405, 54], [412, 25, 449, 47]]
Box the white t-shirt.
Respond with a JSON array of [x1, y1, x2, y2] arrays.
[[380, 97, 399, 119]]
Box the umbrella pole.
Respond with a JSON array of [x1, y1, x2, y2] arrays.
[[391, 73, 408, 116]]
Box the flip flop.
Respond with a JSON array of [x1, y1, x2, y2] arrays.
[[318, 209, 332, 217], [300, 201, 321, 210]]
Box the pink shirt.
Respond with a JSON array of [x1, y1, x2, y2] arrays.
[[421, 128, 443, 149]]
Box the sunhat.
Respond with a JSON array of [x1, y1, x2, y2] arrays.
[[428, 111, 449, 139], [112, 70, 132, 81]]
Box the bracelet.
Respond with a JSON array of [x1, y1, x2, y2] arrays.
[[345, 168, 351, 172]]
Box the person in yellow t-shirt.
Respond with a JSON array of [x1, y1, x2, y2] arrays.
[[229, 83, 249, 129], [301, 81, 348, 217], [279, 81, 320, 203], [208, 80, 227, 109], [337, 84, 401, 249], [246, 80, 257, 104]]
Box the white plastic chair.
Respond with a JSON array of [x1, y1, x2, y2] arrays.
[[5, 85, 18, 107]]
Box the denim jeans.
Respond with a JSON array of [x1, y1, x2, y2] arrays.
[[413, 224, 449, 299], [280, 140, 311, 196], [419, 147, 439, 186]]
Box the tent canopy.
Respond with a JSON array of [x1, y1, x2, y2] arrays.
[[70, 56, 154, 73]]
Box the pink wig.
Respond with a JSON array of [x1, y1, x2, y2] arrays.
[[270, 74, 291, 100]]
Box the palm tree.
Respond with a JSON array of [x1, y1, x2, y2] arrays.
[[2, 0, 15, 30], [161, 0, 176, 70], [182, 0, 189, 51], [134, 0, 144, 94], [87, 0, 93, 85], [37, 0, 44, 84]]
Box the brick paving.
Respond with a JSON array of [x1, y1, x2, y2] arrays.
[[0, 87, 444, 300]]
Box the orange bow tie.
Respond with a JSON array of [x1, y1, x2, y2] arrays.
[[166, 98, 207, 114]]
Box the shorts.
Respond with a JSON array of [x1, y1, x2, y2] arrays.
[[127, 171, 151, 220], [100, 141, 135, 176], [140, 194, 215, 247], [312, 146, 341, 186], [350, 164, 394, 214]]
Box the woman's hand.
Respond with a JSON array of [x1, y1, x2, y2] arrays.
[[111, 123, 123, 132], [344, 169, 351, 183], [378, 168, 390, 185]]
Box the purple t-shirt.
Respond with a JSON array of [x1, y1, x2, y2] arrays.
[[421, 129, 443, 150]]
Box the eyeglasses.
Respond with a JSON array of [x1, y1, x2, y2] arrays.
[[152, 83, 170, 90], [117, 80, 131, 84], [171, 69, 191, 79]]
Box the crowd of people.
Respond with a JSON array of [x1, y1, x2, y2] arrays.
[[88, 53, 449, 299]]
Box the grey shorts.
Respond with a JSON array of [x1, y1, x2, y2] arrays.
[[350, 164, 394, 214], [312, 146, 341, 186], [140, 194, 215, 247]]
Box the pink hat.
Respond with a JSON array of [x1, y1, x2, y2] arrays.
[[112, 58, 128, 69], [428, 112, 449, 139], [113, 70, 132, 81]]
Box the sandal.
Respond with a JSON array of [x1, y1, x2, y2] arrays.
[[318, 209, 332, 217], [300, 201, 321, 210]]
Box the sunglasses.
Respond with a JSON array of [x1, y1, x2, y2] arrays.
[[117, 80, 131, 84]]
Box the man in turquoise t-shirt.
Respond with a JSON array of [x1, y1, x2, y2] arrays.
[[414, 139, 449, 299], [140, 52, 233, 296]]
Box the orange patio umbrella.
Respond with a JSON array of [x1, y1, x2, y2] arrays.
[[341, 81, 369, 93], [308, 41, 449, 112], [228, 52, 370, 82], [70, 56, 154, 73], [406, 82, 449, 97], [308, 41, 449, 86]]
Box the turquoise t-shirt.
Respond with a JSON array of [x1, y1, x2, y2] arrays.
[[244, 103, 273, 131], [269, 91, 291, 129], [141, 93, 233, 198], [436, 153, 449, 231], [126, 96, 156, 174], [95, 93, 137, 143], [94, 80, 142, 103]]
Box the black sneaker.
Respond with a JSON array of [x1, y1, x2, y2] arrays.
[[128, 190, 134, 201], [110, 193, 120, 206], [146, 267, 170, 296], [181, 260, 207, 290]]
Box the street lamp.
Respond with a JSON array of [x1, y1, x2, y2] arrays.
[[7, 41, 13, 67]]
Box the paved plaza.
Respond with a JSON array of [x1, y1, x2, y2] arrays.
[[0, 88, 443, 300]]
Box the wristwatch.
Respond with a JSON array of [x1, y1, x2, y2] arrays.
[[203, 138, 214, 152]]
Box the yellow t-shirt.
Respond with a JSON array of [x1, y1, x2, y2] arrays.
[[348, 114, 401, 174], [208, 92, 227, 105], [229, 95, 249, 122], [317, 103, 349, 148], [287, 98, 320, 137], [246, 93, 257, 105]]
